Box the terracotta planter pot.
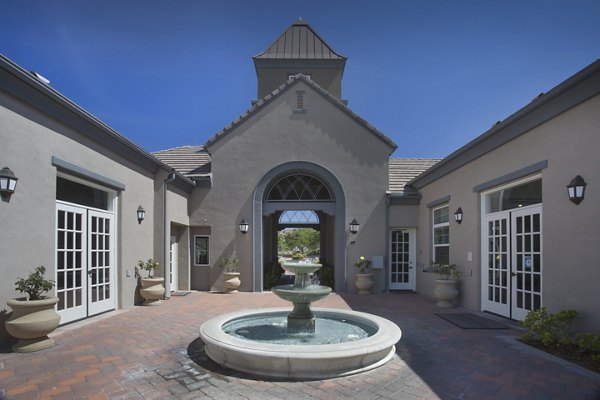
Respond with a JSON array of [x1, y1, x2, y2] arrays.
[[5, 297, 61, 353], [355, 273, 374, 295], [223, 272, 241, 293], [433, 279, 459, 307], [140, 277, 165, 306]]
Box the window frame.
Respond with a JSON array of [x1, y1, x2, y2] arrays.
[[432, 204, 450, 265], [194, 235, 210, 266]]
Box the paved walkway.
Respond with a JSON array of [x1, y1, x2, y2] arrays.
[[1, 292, 599, 400]]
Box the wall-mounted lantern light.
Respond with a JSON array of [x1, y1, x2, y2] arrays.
[[454, 207, 463, 224], [137, 205, 146, 224], [567, 175, 587, 205], [239, 219, 249, 234], [349, 218, 360, 234], [0, 167, 18, 202]]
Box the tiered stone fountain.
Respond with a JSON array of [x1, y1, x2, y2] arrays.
[[199, 262, 401, 379]]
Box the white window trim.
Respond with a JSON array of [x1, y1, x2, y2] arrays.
[[194, 235, 210, 266], [432, 204, 450, 264], [480, 173, 542, 217]]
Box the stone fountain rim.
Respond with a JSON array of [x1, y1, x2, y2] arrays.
[[199, 307, 402, 379]]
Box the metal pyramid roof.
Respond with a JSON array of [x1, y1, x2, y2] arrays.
[[254, 18, 346, 60]]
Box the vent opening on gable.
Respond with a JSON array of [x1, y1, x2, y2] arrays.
[[294, 90, 306, 113]]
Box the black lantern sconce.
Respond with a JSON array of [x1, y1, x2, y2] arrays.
[[137, 205, 146, 224], [349, 218, 360, 234], [454, 207, 463, 224], [567, 175, 587, 205], [0, 167, 18, 202], [239, 219, 249, 234]]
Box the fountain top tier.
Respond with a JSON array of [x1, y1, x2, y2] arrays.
[[280, 262, 322, 276], [273, 262, 331, 301]]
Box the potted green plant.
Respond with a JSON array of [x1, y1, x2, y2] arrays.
[[220, 251, 241, 293], [137, 259, 164, 306], [433, 263, 461, 307], [5, 266, 61, 352], [354, 256, 373, 295]]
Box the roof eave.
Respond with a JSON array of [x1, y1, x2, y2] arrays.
[[409, 58, 600, 189], [0, 53, 195, 191]]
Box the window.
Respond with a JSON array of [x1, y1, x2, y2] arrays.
[[432, 205, 449, 264], [266, 174, 333, 202], [486, 178, 542, 213], [56, 176, 109, 210], [194, 236, 210, 266]]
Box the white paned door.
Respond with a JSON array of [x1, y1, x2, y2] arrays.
[[56, 202, 115, 324], [482, 205, 542, 320], [511, 206, 542, 320], [56, 203, 88, 323], [482, 212, 510, 316], [87, 210, 115, 316], [389, 229, 416, 290]]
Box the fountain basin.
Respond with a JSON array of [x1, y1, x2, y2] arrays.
[[199, 307, 401, 379]]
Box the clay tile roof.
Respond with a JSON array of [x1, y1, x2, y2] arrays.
[[153, 146, 211, 179], [389, 158, 441, 192], [254, 18, 346, 60]]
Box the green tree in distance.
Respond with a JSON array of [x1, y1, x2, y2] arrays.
[[278, 228, 320, 258]]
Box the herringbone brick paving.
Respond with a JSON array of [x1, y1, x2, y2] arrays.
[[1, 292, 599, 399]]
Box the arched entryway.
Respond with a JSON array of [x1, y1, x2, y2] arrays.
[[253, 162, 346, 292]]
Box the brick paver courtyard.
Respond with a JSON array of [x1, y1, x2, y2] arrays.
[[1, 292, 599, 399]]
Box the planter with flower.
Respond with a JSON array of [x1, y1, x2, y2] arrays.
[[220, 251, 241, 293], [137, 259, 164, 306], [354, 256, 373, 295], [432, 263, 461, 307], [5, 266, 61, 352]]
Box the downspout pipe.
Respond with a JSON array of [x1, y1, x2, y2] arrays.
[[164, 169, 176, 299]]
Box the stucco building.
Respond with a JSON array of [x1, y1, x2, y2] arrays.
[[1, 20, 599, 343]]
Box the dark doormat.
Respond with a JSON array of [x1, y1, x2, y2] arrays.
[[171, 291, 191, 296], [436, 313, 510, 329]]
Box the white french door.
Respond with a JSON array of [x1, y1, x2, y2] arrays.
[[482, 204, 542, 320], [56, 202, 115, 324], [56, 203, 87, 323], [170, 235, 178, 292], [389, 229, 416, 290], [511, 206, 543, 320], [87, 210, 115, 316]]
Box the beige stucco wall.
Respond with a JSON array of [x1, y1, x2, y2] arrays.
[[415, 94, 600, 330], [389, 204, 419, 228], [0, 88, 186, 343], [191, 79, 393, 293]]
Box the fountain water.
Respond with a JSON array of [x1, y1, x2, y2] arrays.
[[199, 262, 401, 379]]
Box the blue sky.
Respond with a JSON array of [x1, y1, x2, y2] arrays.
[[2, 0, 599, 157]]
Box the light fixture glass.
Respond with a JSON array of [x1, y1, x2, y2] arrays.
[[567, 175, 587, 205], [0, 167, 18, 202], [349, 219, 360, 234], [239, 219, 249, 234], [137, 205, 146, 224], [454, 207, 463, 224]]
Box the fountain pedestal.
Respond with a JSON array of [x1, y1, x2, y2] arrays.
[[288, 303, 315, 332], [271, 263, 331, 333]]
